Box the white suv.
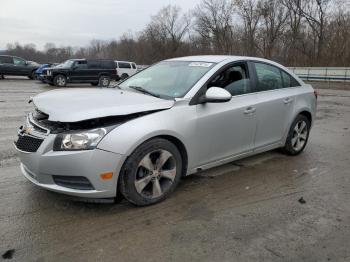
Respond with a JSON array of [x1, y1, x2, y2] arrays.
[[115, 61, 137, 80]]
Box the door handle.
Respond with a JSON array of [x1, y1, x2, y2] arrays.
[[244, 107, 256, 114], [283, 98, 293, 104]]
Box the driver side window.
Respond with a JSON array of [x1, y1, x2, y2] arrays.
[[74, 60, 88, 69], [13, 57, 26, 66], [208, 63, 252, 96]]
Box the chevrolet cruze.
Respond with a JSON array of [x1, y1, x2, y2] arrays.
[[15, 56, 317, 206]]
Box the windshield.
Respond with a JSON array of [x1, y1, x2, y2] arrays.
[[56, 60, 74, 68], [119, 61, 215, 98]]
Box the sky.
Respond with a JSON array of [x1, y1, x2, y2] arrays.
[[0, 0, 201, 50]]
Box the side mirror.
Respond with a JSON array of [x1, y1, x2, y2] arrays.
[[25, 61, 29, 66], [198, 87, 231, 103]]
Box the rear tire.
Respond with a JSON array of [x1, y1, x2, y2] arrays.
[[98, 76, 110, 87], [120, 138, 182, 206], [53, 75, 67, 87], [121, 73, 129, 80], [282, 114, 311, 155]]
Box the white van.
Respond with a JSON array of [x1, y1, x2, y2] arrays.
[[115, 61, 137, 80]]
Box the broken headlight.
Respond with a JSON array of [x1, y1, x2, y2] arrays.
[[53, 128, 107, 151]]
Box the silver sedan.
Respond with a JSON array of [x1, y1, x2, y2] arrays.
[[15, 56, 317, 206]]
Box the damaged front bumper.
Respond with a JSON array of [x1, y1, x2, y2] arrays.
[[14, 115, 126, 198]]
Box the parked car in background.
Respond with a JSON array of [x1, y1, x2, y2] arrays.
[[15, 55, 317, 206], [35, 63, 59, 81], [0, 55, 40, 79], [42, 59, 117, 87], [114, 61, 137, 80]]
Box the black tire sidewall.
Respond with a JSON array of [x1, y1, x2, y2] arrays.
[[99, 76, 110, 87], [53, 75, 67, 87], [283, 115, 311, 155], [120, 138, 182, 206]]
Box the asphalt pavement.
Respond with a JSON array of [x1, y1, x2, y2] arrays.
[[0, 77, 349, 261]]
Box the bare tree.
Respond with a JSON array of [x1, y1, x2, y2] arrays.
[[297, 0, 331, 64], [4, 0, 350, 67], [235, 0, 262, 56], [257, 0, 289, 59], [193, 0, 236, 54]]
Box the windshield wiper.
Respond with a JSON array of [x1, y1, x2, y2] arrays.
[[111, 84, 121, 89], [128, 86, 161, 98]]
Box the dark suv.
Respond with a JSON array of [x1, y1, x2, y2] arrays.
[[0, 55, 39, 79], [43, 59, 117, 87]]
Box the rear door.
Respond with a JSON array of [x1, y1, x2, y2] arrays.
[[87, 60, 101, 81], [0, 56, 15, 75], [250, 61, 297, 149], [117, 62, 132, 77]]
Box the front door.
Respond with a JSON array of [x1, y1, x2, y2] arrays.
[[12, 57, 30, 75], [194, 62, 257, 166], [70, 60, 89, 82]]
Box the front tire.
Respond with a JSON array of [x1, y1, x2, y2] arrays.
[[53, 75, 67, 87], [120, 138, 182, 206], [28, 71, 36, 80], [282, 114, 311, 155]]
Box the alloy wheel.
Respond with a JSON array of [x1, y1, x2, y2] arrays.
[[291, 120, 308, 151], [56, 76, 66, 86], [134, 149, 176, 199], [101, 77, 109, 86]]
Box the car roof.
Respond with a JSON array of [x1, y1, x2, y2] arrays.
[[115, 60, 136, 64], [166, 55, 284, 66]]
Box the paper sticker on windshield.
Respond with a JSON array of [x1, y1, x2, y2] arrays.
[[189, 62, 213, 67]]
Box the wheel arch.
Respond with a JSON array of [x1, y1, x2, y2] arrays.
[[295, 109, 313, 125], [115, 134, 189, 199], [123, 134, 189, 177]]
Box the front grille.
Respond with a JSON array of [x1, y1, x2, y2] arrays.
[[15, 135, 44, 153], [52, 176, 95, 190]]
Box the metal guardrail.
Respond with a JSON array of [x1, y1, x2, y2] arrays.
[[288, 67, 350, 82]]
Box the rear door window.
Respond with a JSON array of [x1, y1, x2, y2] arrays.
[[0, 56, 14, 64], [254, 62, 283, 91], [118, 62, 131, 69], [100, 60, 114, 69], [87, 60, 101, 69], [281, 70, 300, 88]]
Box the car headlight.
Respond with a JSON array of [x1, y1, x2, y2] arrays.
[[53, 128, 107, 151]]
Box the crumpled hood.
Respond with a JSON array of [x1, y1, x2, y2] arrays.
[[33, 88, 174, 122]]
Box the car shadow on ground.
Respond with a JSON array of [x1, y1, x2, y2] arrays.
[[29, 149, 292, 214]]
